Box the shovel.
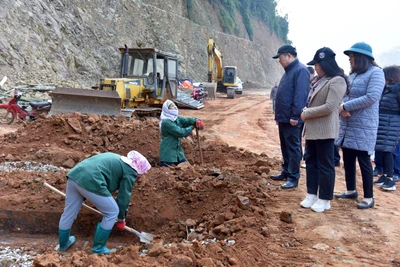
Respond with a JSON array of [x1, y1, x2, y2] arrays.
[[43, 182, 154, 244], [196, 127, 204, 165]]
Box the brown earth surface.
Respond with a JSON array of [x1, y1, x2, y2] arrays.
[[1, 89, 400, 266]]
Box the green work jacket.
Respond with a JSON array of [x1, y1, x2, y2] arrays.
[[159, 116, 197, 163], [67, 152, 137, 220]]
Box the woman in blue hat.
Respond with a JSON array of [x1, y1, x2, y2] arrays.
[[334, 42, 385, 209]]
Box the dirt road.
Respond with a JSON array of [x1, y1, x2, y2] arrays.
[[1, 88, 400, 266], [181, 89, 400, 265]]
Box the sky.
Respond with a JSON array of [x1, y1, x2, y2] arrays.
[[276, 0, 400, 74]]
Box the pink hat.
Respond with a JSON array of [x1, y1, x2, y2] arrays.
[[120, 150, 151, 176]]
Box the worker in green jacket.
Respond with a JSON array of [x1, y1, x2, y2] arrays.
[[159, 99, 204, 167], [58, 151, 151, 255]]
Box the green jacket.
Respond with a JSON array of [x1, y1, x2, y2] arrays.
[[67, 152, 137, 220], [159, 116, 197, 162]]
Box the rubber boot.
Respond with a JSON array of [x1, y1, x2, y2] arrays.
[[92, 223, 116, 255], [58, 228, 76, 251]]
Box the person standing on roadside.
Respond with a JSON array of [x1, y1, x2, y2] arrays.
[[373, 65, 400, 191], [270, 82, 278, 113], [334, 42, 385, 209], [300, 47, 347, 212], [270, 45, 310, 189], [301, 66, 319, 169]]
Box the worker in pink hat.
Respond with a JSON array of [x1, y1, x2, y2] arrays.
[[57, 151, 151, 255]]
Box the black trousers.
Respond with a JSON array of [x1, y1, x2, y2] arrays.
[[382, 152, 394, 177], [278, 122, 302, 181], [342, 147, 374, 198], [304, 139, 335, 200]]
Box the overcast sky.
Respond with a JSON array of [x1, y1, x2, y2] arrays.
[[276, 0, 400, 74]]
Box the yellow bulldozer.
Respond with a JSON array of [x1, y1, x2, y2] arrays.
[[49, 45, 203, 118]]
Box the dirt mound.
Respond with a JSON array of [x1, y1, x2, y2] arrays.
[[0, 114, 291, 267]]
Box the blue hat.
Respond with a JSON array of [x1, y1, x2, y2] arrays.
[[344, 42, 374, 60]]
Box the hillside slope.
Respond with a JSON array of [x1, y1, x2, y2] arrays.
[[0, 0, 284, 89]]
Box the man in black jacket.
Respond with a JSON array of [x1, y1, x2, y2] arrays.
[[270, 45, 310, 189]]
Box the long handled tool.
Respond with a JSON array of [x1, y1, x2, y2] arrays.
[[196, 127, 204, 165], [44, 182, 154, 244]]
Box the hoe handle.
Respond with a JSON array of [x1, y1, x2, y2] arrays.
[[196, 127, 204, 165], [44, 182, 101, 215]]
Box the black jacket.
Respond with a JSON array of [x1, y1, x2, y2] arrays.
[[375, 82, 400, 152]]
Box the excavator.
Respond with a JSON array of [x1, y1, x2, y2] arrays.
[[207, 38, 240, 98], [49, 45, 204, 118]]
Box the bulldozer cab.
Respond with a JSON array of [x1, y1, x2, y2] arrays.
[[119, 47, 178, 101]]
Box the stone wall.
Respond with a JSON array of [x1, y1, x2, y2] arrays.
[[0, 0, 284, 89]]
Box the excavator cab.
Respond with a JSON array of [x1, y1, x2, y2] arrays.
[[222, 67, 237, 85]]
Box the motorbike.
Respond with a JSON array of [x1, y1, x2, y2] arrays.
[[0, 91, 52, 124], [192, 87, 208, 102]]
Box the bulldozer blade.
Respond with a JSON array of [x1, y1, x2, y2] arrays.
[[49, 87, 122, 117]]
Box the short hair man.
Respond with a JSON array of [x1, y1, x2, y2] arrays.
[[270, 45, 310, 189]]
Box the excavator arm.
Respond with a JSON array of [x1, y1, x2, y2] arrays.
[[207, 38, 223, 83]]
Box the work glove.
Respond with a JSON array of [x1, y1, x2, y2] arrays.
[[116, 220, 126, 231], [196, 120, 204, 130]]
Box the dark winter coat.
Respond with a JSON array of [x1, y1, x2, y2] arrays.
[[335, 66, 385, 154], [274, 59, 310, 123], [375, 82, 400, 152]]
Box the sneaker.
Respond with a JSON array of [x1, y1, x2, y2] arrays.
[[311, 199, 331, 213], [373, 169, 383, 177], [300, 194, 318, 208], [373, 175, 387, 186], [301, 163, 306, 169], [393, 174, 400, 183], [381, 178, 396, 191]]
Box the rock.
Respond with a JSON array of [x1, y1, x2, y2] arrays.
[[185, 218, 196, 227], [261, 227, 270, 237], [312, 243, 330, 251], [224, 210, 235, 220], [237, 195, 250, 210], [280, 211, 293, 223], [62, 158, 75, 169], [212, 214, 226, 226], [187, 231, 198, 241], [255, 160, 269, 167], [35, 150, 45, 159], [212, 224, 224, 233], [259, 166, 270, 174], [5, 154, 15, 161], [148, 242, 164, 257], [228, 257, 239, 265], [67, 117, 82, 133], [200, 258, 214, 267], [173, 255, 193, 267]]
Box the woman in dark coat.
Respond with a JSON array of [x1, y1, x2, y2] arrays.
[[373, 65, 400, 191]]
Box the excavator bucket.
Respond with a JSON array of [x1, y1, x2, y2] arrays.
[[49, 87, 121, 117]]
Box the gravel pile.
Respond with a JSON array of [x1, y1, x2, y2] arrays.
[[0, 246, 36, 267], [0, 161, 68, 172]]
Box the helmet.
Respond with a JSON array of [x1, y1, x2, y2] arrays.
[[14, 91, 23, 99]]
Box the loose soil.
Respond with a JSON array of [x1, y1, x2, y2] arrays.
[[1, 89, 400, 266]]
